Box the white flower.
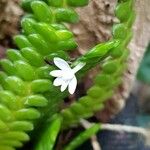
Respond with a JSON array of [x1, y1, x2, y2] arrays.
[[50, 57, 86, 94]]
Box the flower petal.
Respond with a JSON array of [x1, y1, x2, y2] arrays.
[[50, 70, 63, 77], [61, 80, 69, 92], [68, 76, 77, 94], [73, 62, 86, 73], [54, 57, 71, 71], [53, 78, 63, 86]]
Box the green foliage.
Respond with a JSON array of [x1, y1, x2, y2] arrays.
[[35, 115, 62, 150], [64, 123, 100, 150], [137, 44, 150, 83], [61, 0, 135, 128], [0, 0, 135, 149]]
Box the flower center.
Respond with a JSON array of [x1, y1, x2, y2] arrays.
[[63, 70, 74, 80]]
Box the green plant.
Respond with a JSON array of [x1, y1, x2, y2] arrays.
[[0, 0, 135, 150], [64, 123, 100, 150], [61, 0, 135, 128]]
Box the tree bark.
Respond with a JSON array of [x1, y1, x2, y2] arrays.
[[0, 0, 23, 47]]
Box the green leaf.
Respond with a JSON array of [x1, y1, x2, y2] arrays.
[[6, 49, 25, 62], [79, 40, 120, 62], [14, 35, 32, 49], [31, 1, 53, 23], [48, 0, 63, 7], [24, 95, 48, 107], [14, 61, 35, 81], [4, 76, 26, 96], [31, 79, 52, 93], [8, 121, 34, 131], [28, 34, 50, 55], [15, 108, 41, 120], [35, 115, 62, 150], [55, 8, 79, 23], [64, 123, 100, 150], [0, 59, 16, 75], [21, 47, 44, 67], [21, 18, 36, 35], [67, 0, 89, 7]]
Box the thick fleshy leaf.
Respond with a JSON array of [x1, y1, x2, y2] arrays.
[[64, 123, 100, 150], [35, 116, 62, 150]]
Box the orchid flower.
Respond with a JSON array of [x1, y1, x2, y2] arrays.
[[50, 57, 86, 94]]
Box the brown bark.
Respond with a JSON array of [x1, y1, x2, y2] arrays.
[[70, 0, 117, 54], [0, 0, 23, 47]]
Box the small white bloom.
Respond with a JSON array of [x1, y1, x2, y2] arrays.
[[50, 57, 86, 94]]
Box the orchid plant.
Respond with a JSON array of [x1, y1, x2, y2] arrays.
[[0, 0, 135, 150], [50, 57, 86, 94]]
